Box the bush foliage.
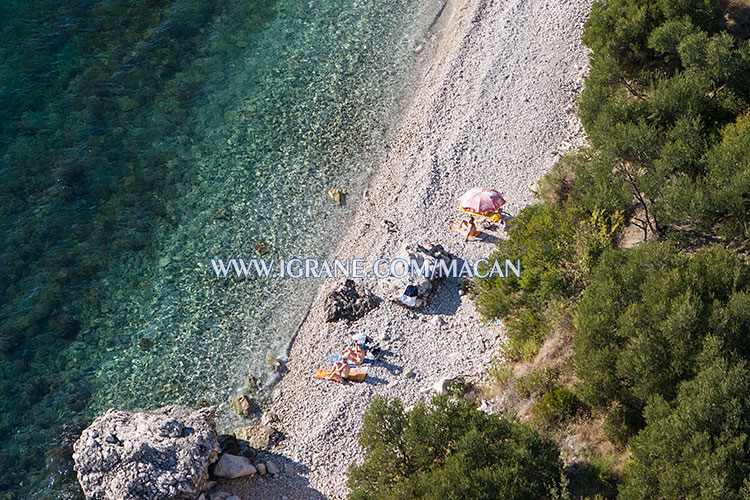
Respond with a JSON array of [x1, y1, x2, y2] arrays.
[[477, 201, 622, 354], [621, 345, 750, 499], [515, 367, 560, 398], [578, 0, 750, 239], [347, 395, 564, 500], [531, 386, 584, 427], [472, 0, 750, 498], [574, 243, 750, 421]]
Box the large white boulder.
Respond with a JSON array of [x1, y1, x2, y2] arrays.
[[73, 405, 220, 500]]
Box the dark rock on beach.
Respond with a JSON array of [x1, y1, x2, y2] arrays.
[[73, 405, 220, 500], [324, 279, 377, 322]]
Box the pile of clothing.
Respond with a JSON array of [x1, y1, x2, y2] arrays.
[[394, 242, 452, 308]]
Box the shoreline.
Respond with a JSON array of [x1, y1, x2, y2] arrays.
[[221, 0, 592, 498], [274, 0, 453, 383]]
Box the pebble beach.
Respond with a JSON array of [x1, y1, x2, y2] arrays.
[[219, 0, 593, 497]]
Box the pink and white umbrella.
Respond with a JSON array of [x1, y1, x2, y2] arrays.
[[457, 188, 506, 213]]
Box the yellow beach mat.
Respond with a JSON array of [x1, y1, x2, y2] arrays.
[[314, 369, 367, 382], [450, 222, 484, 241], [459, 207, 502, 222]]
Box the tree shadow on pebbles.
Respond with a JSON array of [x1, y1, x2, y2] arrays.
[[214, 452, 326, 500]]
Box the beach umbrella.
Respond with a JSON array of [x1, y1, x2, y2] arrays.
[[457, 188, 506, 213]]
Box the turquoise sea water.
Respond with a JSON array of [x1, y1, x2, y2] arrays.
[[0, 0, 443, 497]]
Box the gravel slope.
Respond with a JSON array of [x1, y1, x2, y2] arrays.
[[219, 0, 591, 497]]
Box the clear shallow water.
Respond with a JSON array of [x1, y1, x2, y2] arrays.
[[0, 0, 443, 496]]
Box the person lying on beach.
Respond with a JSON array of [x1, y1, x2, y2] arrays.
[[344, 342, 366, 365], [326, 358, 351, 382], [459, 216, 478, 242]]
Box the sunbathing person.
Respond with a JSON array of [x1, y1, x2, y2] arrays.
[[326, 358, 351, 382], [344, 342, 366, 365], [451, 216, 479, 243], [459, 216, 478, 242]]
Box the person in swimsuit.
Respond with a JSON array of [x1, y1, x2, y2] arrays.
[[458, 216, 478, 242], [344, 342, 365, 365], [327, 358, 351, 382]]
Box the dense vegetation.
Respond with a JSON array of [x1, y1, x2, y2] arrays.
[[347, 395, 565, 500], [621, 346, 750, 499], [476, 0, 750, 498]]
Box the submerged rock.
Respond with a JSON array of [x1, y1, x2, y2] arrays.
[[231, 394, 254, 418], [246, 374, 262, 390], [253, 240, 270, 255], [51, 314, 80, 339], [324, 279, 377, 322], [327, 188, 343, 204], [73, 405, 220, 500]]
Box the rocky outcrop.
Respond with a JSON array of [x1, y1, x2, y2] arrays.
[[324, 279, 377, 322], [217, 434, 241, 455], [73, 405, 220, 500]]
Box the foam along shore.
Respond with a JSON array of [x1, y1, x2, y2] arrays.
[[218, 0, 592, 497]]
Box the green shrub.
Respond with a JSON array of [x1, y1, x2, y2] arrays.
[[537, 153, 577, 205], [477, 203, 579, 317], [620, 344, 750, 500], [475, 202, 579, 353], [487, 356, 512, 386], [582, 0, 660, 66], [569, 451, 620, 499], [531, 386, 583, 427], [601, 404, 642, 446], [347, 395, 564, 500], [574, 243, 750, 436], [575, 0, 750, 242], [648, 18, 700, 62], [500, 334, 546, 363], [699, 113, 750, 239], [477, 198, 620, 355], [515, 367, 560, 399]]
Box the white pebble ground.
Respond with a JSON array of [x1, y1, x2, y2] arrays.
[[218, 0, 591, 497]]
